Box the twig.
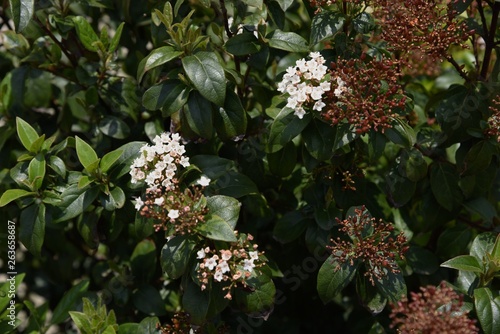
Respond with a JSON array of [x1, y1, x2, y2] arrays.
[[480, 1, 500, 79], [34, 16, 78, 67]]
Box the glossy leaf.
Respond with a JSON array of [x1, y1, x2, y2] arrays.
[[0, 189, 34, 207], [441, 255, 483, 273], [182, 280, 209, 325], [53, 184, 100, 223], [267, 141, 297, 177], [99, 116, 131, 139], [430, 162, 463, 211], [19, 203, 46, 257], [206, 195, 241, 229], [16, 117, 39, 152], [225, 32, 260, 55], [317, 255, 358, 303], [310, 11, 345, 45], [160, 235, 196, 279], [28, 153, 45, 191], [196, 214, 237, 242], [50, 280, 89, 324], [109, 22, 124, 52], [142, 80, 189, 115], [100, 149, 124, 173], [137, 46, 183, 82], [75, 136, 99, 172], [214, 88, 247, 140], [267, 107, 311, 153], [234, 273, 276, 318], [273, 211, 309, 243], [474, 288, 500, 334], [268, 29, 309, 52], [182, 52, 226, 106], [72, 16, 100, 52], [373, 265, 407, 303], [9, 0, 34, 32]]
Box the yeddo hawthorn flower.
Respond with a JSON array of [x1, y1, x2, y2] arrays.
[[129, 132, 211, 236], [485, 95, 500, 142]]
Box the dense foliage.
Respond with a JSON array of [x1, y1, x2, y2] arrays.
[[0, 0, 499, 333]]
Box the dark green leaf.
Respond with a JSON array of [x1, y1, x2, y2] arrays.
[[436, 224, 472, 259], [373, 266, 406, 303], [101, 187, 126, 211], [267, 141, 297, 177], [19, 204, 46, 257], [132, 285, 166, 316], [430, 162, 463, 211], [99, 116, 131, 139], [267, 107, 311, 153], [234, 274, 275, 318], [50, 280, 89, 324], [273, 211, 309, 243], [317, 255, 358, 303], [303, 119, 337, 161], [138, 317, 160, 334], [72, 16, 100, 52], [183, 91, 213, 139], [77, 211, 100, 249], [9, 0, 34, 32], [182, 280, 209, 325], [268, 29, 309, 52], [401, 148, 427, 182], [190, 155, 234, 179], [137, 46, 183, 82], [182, 52, 226, 106], [353, 12, 375, 34], [131, 239, 157, 283], [161, 235, 196, 279], [53, 184, 100, 223], [225, 32, 260, 55], [474, 288, 500, 334], [441, 255, 483, 273], [206, 195, 241, 229], [274, 0, 293, 11], [118, 323, 140, 334], [463, 197, 497, 224], [384, 119, 416, 148], [452, 0, 473, 14], [214, 88, 247, 140], [213, 170, 258, 198], [109, 22, 124, 52], [406, 245, 440, 275], [108, 142, 147, 179], [142, 80, 189, 116], [470, 232, 497, 262], [310, 11, 345, 45], [356, 275, 387, 314], [196, 214, 237, 242], [460, 140, 495, 175]]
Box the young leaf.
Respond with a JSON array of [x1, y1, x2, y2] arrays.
[[0, 189, 34, 207], [72, 16, 100, 52], [16, 117, 39, 151], [317, 255, 358, 303], [75, 136, 99, 172], [182, 52, 226, 106], [100, 149, 124, 173], [28, 153, 46, 191], [109, 22, 125, 52], [441, 255, 484, 273]]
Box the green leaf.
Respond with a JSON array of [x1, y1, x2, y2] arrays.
[[441, 255, 483, 273], [273, 211, 309, 243], [406, 245, 440, 275], [182, 280, 209, 325], [196, 214, 237, 242], [142, 80, 189, 116], [317, 255, 358, 303], [460, 140, 495, 175], [53, 184, 100, 223], [138, 317, 161, 334], [214, 88, 247, 140], [274, 0, 293, 11], [100, 149, 124, 173], [99, 116, 131, 139], [75, 136, 99, 172], [72, 16, 100, 52], [131, 240, 157, 283], [225, 32, 261, 56], [101, 187, 126, 210], [118, 323, 140, 334], [356, 275, 387, 315], [303, 119, 337, 161], [69, 311, 91, 333], [206, 195, 241, 229], [51, 280, 89, 324], [109, 22, 125, 52], [19, 203, 46, 257], [373, 266, 407, 303], [437, 224, 473, 259], [77, 211, 100, 249], [161, 235, 196, 279], [267, 107, 311, 153], [137, 46, 184, 82], [0, 189, 34, 207], [430, 162, 463, 211], [384, 118, 416, 148], [132, 285, 166, 316], [182, 52, 226, 106], [310, 11, 345, 45], [267, 141, 297, 177], [28, 153, 45, 191], [401, 148, 427, 182], [474, 288, 500, 334], [268, 29, 309, 52], [183, 91, 213, 139], [9, 0, 34, 32], [107, 141, 147, 179], [213, 171, 258, 198], [463, 197, 497, 224], [470, 232, 497, 262], [234, 274, 276, 318], [16, 117, 39, 152]]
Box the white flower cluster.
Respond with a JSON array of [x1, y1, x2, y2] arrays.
[[130, 132, 190, 190], [198, 247, 259, 282], [277, 52, 331, 119]]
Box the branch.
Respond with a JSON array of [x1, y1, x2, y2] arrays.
[[445, 55, 469, 81], [34, 16, 78, 67], [480, 1, 500, 80]]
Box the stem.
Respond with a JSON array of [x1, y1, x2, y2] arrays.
[[34, 16, 78, 67], [480, 1, 500, 80], [219, 0, 242, 95], [446, 55, 469, 81]]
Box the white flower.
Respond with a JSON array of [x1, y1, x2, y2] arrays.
[[311, 86, 325, 100], [205, 255, 219, 270], [197, 248, 206, 259], [168, 209, 179, 220], [249, 251, 259, 260], [197, 175, 211, 187], [134, 197, 144, 211], [294, 107, 306, 119], [154, 197, 165, 206], [243, 259, 255, 272], [214, 270, 224, 282], [220, 250, 232, 261], [179, 156, 190, 168], [313, 101, 326, 111], [218, 260, 230, 273]]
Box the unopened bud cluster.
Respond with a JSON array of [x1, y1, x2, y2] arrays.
[[389, 282, 479, 333], [196, 233, 265, 300], [375, 0, 473, 61], [130, 132, 211, 235], [485, 95, 500, 142], [328, 206, 408, 285], [322, 56, 407, 134], [277, 52, 331, 119]]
